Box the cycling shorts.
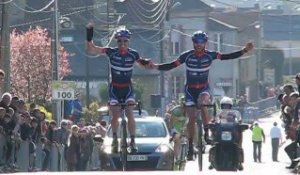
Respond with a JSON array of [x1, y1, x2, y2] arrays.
[[184, 85, 210, 106], [108, 83, 135, 105]]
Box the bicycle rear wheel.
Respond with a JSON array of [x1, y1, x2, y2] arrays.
[[197, 119, 203, 171], [178, 141, 187, 170], [121, 120, 128, 171]]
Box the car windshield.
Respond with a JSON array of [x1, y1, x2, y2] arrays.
[[133, 110, 149, 117], [107, 120, 167, 138]]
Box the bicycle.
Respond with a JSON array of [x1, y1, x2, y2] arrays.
[[177, 131, 188, 171], [195, 103, 217, 171], [113, 101, 141, 171]]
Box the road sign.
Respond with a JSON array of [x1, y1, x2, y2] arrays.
[[52, 81, 76, 100]]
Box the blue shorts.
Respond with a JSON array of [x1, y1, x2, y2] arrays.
[[184, 85, 210, 106], [108, 84, 135, 105]]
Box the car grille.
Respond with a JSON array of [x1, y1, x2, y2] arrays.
[[112, 156, 160, 170]]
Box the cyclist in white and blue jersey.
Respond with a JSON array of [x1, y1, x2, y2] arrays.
[[86, 23, 152, 152], [152, 31, 254, 160]]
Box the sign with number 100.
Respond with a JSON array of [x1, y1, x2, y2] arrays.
[[53, 90, 74, 100], [52, 81, 76, 100]]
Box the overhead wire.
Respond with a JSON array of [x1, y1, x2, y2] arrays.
[[131, 0, 165, 13], [11, 0, 54, 13], [138, 29, 171, 44], [0, 0, 13, 5], [140, 0, 157, 6], [127, 0, 167, 23]]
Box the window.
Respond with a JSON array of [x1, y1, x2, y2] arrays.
[[212, 33, 223, 52], [170, 41, 180, 55], [171, 76, 181, 98]]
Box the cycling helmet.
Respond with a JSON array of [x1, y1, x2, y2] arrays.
[[114, 28, 132, 39], [192, 30, 208, 43], [220, 96, 233, 109]]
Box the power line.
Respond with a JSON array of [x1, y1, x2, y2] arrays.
[[132, 0, 165, 13], [11, 0, 54, 13], [126, 0, 167, 25], [0, 0, 13, 5]]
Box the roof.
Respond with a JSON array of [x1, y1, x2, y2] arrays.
[[209, 11, 259, 29], [208, 17, 238, 30], [175, 0, 213, 12], [262, 14, 300, 40]]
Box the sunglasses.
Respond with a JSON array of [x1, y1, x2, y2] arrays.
[[117, 39, 129, 43]]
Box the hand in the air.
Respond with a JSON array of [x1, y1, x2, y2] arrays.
[[244, 42, 254, 52], [86, 22, 94, 29]]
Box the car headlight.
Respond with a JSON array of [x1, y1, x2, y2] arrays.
[[155, 144, 170, 153], [221, 131, 232, 141]]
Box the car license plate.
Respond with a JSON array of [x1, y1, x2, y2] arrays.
[[127, 155, 148, 161]]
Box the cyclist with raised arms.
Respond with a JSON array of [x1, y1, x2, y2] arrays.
[[86, 23, 151, 152], [151, 31, 254, 160]]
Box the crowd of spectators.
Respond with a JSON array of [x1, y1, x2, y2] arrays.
[[277, 73, 300, 172], [0, 91, 107, 172]]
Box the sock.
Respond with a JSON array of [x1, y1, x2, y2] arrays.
[[130, 135, 135, 144], [188, 139, 193, 152], [204, 126, 209, 138], [113, 132, 117, 139]]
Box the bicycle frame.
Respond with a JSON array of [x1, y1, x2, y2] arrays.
[[178, 133, 188, 171], [120, 104, 127, 171], [114, 101, 141, 171], [196, 103, 216, 171]]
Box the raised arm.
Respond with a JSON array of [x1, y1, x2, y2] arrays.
[[86, 23, 106, 55], [219, 42, 254, 60]]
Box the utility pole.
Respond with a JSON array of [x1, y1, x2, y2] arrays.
[[52, 0, 62, 125], [1, 2, 10, 92], [85, 55, 90, 107], [159, 21, 165, 117]]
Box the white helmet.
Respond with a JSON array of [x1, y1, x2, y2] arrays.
[[220, 96, 233, 106]]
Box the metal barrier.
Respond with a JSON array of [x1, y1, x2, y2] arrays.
[[233, 96, 278, 123], [0, 133, 103, 172], [250, 96, 278, 116], [0, 134, 6, 165], [16, 139, 29, 171]]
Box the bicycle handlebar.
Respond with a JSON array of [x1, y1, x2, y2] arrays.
[[110, 100, 142, 116]]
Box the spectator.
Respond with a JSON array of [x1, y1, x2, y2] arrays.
[[270, 122, 282, 162], [0, 69, 5, 93], [296, 73, 300, 93], [71, 93, 83, 124], [66, 125, 80, 171], [0, 92, 12, 113], [250, 121, 265, 163], [77, 128, 92, 171]]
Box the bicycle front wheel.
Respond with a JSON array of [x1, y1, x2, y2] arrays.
[[197, 120, 203, 171], [121, 121, 128, 171], [178, 143, 187, 171]]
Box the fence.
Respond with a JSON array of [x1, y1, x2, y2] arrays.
[[0, 135, 102, 172], [233, 96, 278, 123]]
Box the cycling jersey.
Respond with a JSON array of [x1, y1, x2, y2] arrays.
[[105, 47, 140, 85], [102, 47, 140, 104], [170, 105, 186, 134], [177, 50, 220, 86], [158, 49, 244, 106]]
